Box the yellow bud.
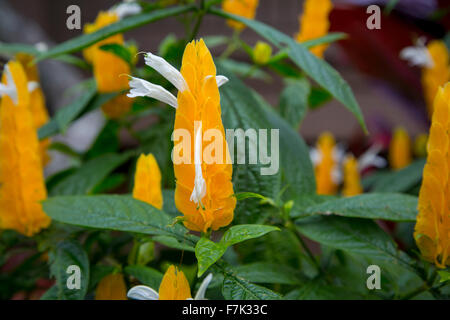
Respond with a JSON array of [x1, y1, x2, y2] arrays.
[[342, 155, 362, 197], [95, 273, 127, 300], [253, 41, 272, 65], [413, 133, 428, 158], [389, 127, 412, 170], [133, 154, 163, 209], [158, 265, 192, 300]]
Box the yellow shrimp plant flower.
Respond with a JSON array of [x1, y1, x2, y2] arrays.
[[83, 10, 135, 118], [127, 39, 236, 233], [15, 53, 51, 166], [310, 132, 342, 195], [222, 0, 259, 31], [414, 83, 450, 268], [95, 273, 127, 300], [342, 155, 363, 197], [422, 40, 450, 117], [127, 265, 213, 300], [133, 153, 163, 209], [0, 61, 50, 236], [295, 0, 333, 58], [389, 127, 412, 170]]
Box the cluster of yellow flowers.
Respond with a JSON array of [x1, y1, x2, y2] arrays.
[[415, 83, 450, 268], [389, 127, 412, 170], [295, 0, 333, 58], [312, 132, 364, 197], [83, 11, 133, 118], [0, 61, 50, 236], [422, 41, 450, 117], [129, 39, 236, 233], [222, 0, 259, 31]]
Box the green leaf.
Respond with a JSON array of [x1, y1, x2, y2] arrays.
[[279, 78, 310, 129], [218, 68, 282, 224], [296, 215, 414, 270], [42, 195, 197, 246], [220, 59, 270, 81], [195, 225, 279, 276], [49, 240, 89, 300], [438, 270, 450, 283], [371, 159, 425, 193], [124, 265, 163, 289], [35, 5, 195, 62], [99, 43, 133, 66], [85, 120, 120, 160], [222, 275, 282, 300], [210, 8, 367, 133], [285, 279, 363, 300], [38, 81, 97, 139], [50, 153, 131, 196], [309, 86, 333, 109], [221, 225, 280, 247], [0, 42, 91, 70], [303, 193, 418, 222], [153, 235, 195, 252], [251, 90, 317, 208], [302, 33, 347, 49], [234, 262, 303, 284]]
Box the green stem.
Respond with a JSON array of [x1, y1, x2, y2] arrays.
[[219, 30, 240, 59], [187, 0, 206, 41]]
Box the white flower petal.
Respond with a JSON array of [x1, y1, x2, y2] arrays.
[[358, 144, 386, 172], [0, 65, 18, 105], [28, 81, 39, 93], [127, 285, 159, 300], [111, 2, 142, 19], [190, 122, 206, 204], [144, 52, 187, 92], [309, 148, 321, 165], [205, 75, 229, 88], [194, 273, 213, 300], [400, 38, 433, 68], [216, 75, 229, 87], [127, 76, 178, 108]]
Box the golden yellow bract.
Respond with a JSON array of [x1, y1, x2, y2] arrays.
[[84, 11, 132, 119], [342, 155, 362, 197], [174, 39, 236, 233], [0, 61, 50, 236], [83, 11, 123, 63], [389, 127, 411, 170], [158, 265, 192, 300], [414, 83, 450, 268], [133, 153, 163, 210], [422, 41, 450, 117], [295, 0, 333, 58], [95, 273, 127, 300], [314, 132, 338, 195], [222, 0, 259, 31], [15, 53, 51, 166]]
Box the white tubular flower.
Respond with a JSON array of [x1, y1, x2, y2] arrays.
[[358, 144, 386, 172], [127, 274, 213, 300], [144, 52, 188, 92], [110, 1, 142, 19], [28, 81, 39, 93], [127, 76, 178, 108], [127, 285, 159, 300], [0, 65, 18, 105], [205, 75, 229, 88], [194, 273, 213, 300], [190, 122, 207, 205], [309, 148, 321, 166], [400, 37, 433, 68], [128, 52, 229, 109]]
